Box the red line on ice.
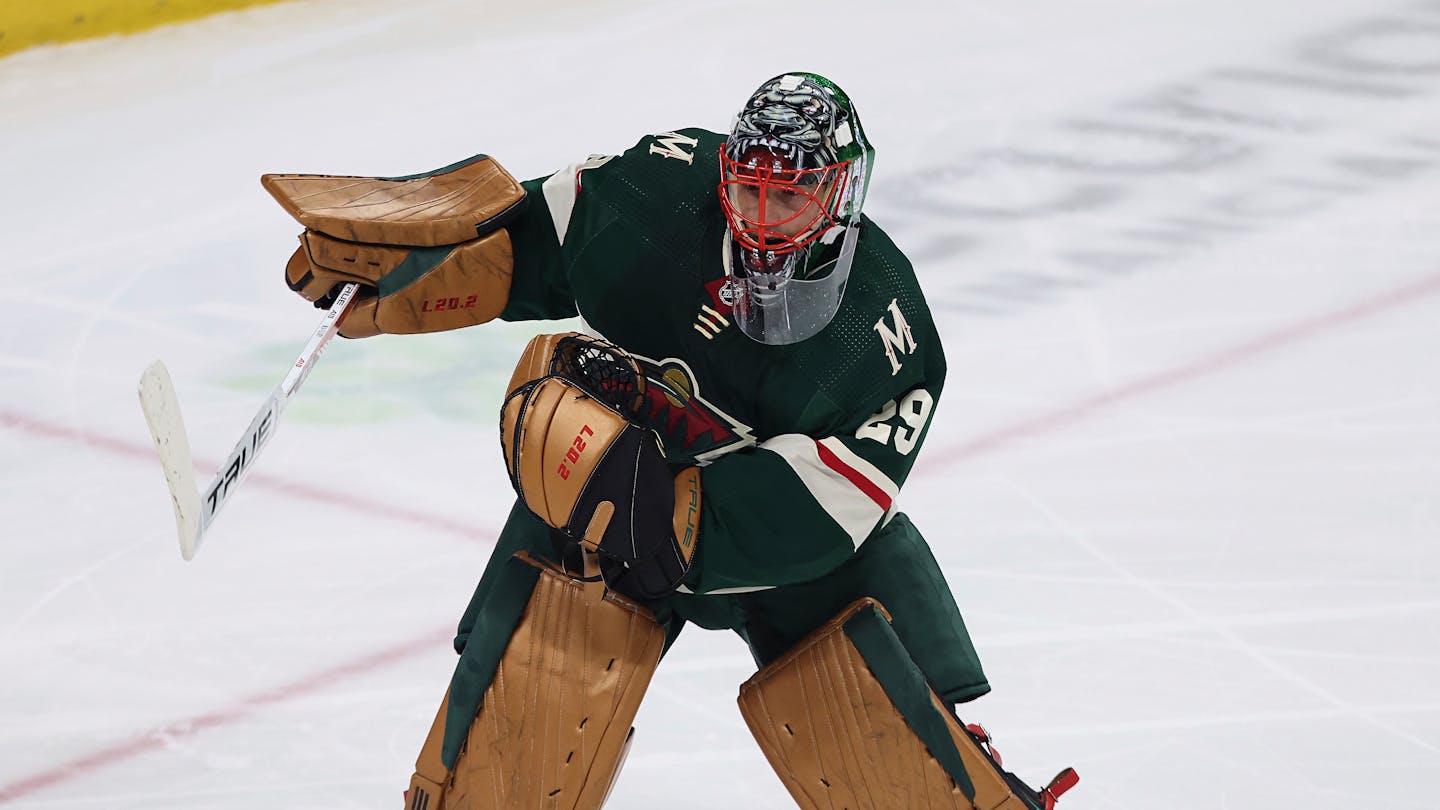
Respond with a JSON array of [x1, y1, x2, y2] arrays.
[[0, 630, 451, 805], [0, 410, 489, 542], [917, 270, 1440, 473], [2, 270, 1439, 802]]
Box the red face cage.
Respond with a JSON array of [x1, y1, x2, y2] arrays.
[[718, 144, 852, 257]]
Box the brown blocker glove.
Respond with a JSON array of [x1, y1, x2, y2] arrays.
[[263, 154, 527, 338], [500, 333, 701, 600]]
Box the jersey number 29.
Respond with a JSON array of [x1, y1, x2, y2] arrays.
[[855, 388, 934, 455]]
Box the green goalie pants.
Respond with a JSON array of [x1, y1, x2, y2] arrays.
[[437, 499, 991, 768]]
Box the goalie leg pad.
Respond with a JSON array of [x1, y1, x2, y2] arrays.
[[737, 598, 1039, 810], [407, 552, 665, 810]]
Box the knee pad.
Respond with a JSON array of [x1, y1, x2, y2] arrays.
[[737, 597, 1074, 810], [408, 552, 665, 809]]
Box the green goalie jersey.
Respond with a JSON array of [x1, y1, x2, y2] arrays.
[[499, 128, 945, 594]]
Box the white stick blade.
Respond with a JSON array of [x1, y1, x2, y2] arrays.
[[138, 360, 204, 560]]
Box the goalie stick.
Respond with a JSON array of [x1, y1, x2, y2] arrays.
[[138, 283, 359, 559]]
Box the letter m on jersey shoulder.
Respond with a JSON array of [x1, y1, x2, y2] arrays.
[[874, 298, 918, 376], [649, 131, 700, 164]]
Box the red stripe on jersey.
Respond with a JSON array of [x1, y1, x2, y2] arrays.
[[815, 440, 892, 512]]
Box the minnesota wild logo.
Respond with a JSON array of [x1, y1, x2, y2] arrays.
[[631, 353, 754, 463]]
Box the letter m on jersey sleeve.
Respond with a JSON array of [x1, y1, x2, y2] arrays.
[[648, 131, 699, 164], [874, 298, 918, 376]]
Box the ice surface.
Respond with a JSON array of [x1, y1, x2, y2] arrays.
[[2, 0, 1438, 807]]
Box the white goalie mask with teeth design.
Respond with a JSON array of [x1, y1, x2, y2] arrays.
[[718, 72, 875, 346]]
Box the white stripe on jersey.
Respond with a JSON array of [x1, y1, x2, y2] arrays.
[[539, 155, 613, 244], [760, 434, 899, 549], [816, 436, 900, 508]]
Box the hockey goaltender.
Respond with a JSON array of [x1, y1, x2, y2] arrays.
[[264, 72, 1078, 810]]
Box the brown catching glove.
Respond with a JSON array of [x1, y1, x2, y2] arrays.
[[264, 154, 527, 338], [500, 333, 701, 600]]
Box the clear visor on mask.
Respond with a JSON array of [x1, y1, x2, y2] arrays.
[[728, 224, 859, 345]]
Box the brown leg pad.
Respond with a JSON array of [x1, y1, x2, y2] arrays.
[[407, 552, 665, 809], [407, 690, 453, 810], [737, 598, 1033, 810]]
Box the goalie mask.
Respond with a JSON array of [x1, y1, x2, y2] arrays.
[[719, 72, 874, 345]]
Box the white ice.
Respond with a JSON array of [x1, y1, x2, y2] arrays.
[[2, 0, 1438, 807]]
